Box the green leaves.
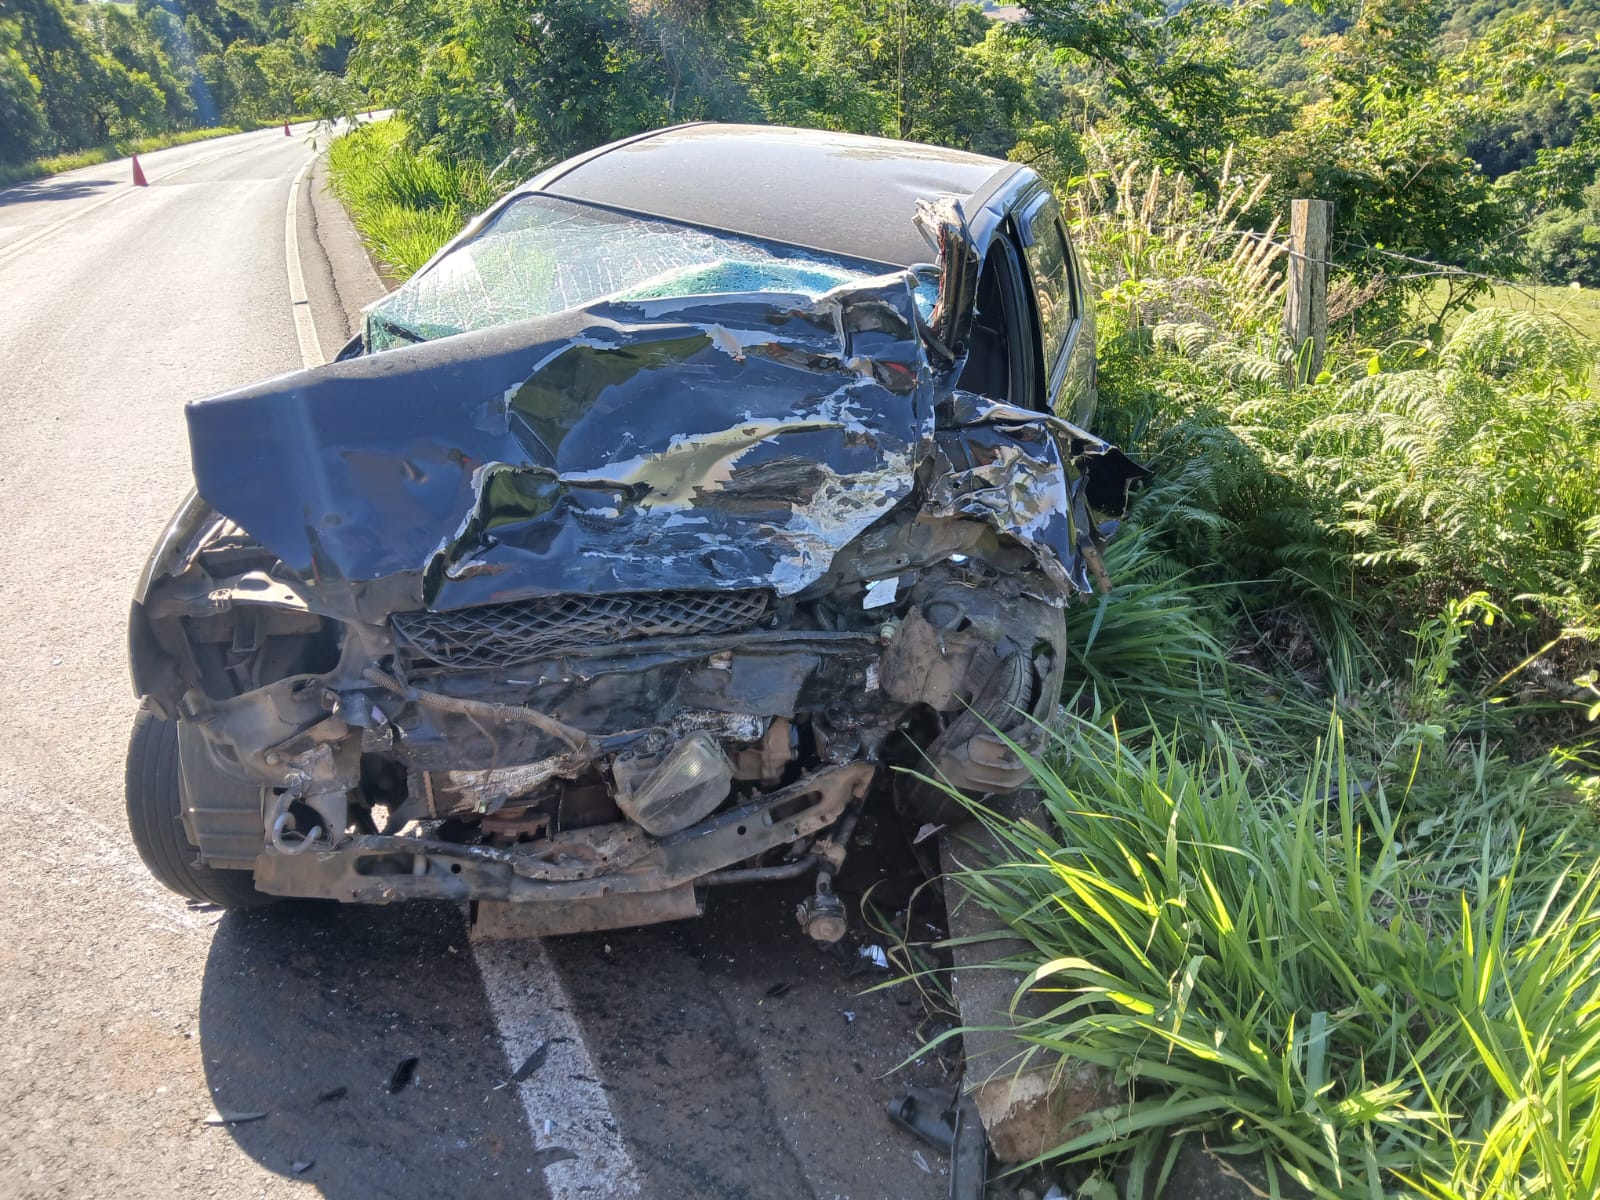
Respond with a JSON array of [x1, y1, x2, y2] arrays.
[[960, 705, 1594, 1197], [326, 118, 502, 277]]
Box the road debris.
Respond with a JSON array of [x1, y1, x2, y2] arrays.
[[889, 1084, 990, 1200], [858, 944, 889, 970], [315, 1086, 348, 1103], [387, 1056, 419, 1094], [512, 1038, 566, 1083], [200, 1109, 267, 1126], [291, 1161, 314, 1174], [764, 981, 792, 999], [887, 1084, 958, 1152]]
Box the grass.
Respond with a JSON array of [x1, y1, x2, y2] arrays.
[[0, 125, 254, 189], [1425, 280, 1600, 344], [953, 700, 1594, 1198], [940, 147, 1600, 1197], [325, 118, 504, 278]]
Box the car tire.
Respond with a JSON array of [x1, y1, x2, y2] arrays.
[[125, 707, 275, 909]]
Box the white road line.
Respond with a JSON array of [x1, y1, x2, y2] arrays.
[[473, 939, 643, 1198], [284, 153, 325, 368], [282, 137, 636, 1196], [0, 133, 286, 269]]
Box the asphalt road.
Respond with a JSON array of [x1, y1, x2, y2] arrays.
[[0, 125, 955, 1199]]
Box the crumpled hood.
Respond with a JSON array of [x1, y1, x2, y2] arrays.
[[186, 277, 937, 621]]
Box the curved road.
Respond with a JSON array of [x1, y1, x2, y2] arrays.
[[0, 127, 950, 1199]]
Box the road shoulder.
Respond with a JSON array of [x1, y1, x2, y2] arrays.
[[298, 151, 391, 358]]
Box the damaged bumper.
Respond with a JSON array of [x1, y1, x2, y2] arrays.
[[131, 255, 1145, 934]]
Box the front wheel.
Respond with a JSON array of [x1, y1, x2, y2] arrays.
[[124, 707, 274, 909]]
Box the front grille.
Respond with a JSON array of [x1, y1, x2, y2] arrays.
[[393, 590, 770, 669]]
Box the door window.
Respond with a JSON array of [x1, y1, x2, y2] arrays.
[[1021, 194, 1077, 373]]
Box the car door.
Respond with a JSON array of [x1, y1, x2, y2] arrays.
[[1016, 188, 1096, 428]]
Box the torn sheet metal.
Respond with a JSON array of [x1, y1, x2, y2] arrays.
[[930, 392, 1151, 596], [186, 277, 936, 622]]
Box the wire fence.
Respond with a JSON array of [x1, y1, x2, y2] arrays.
[[1122, 216, 1593, 338]]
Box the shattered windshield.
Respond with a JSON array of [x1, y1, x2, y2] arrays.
[[364, 195, 875, 351]]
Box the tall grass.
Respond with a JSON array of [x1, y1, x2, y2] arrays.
[[953, 586, 1590, 1194], [325, 119, 505, 277], [943, 148, 1600, 1197], [954, 706, 1593, 1198]]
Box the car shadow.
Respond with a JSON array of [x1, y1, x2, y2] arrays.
[[0, 178, 117, 207], [199, 900, 555, 1198]]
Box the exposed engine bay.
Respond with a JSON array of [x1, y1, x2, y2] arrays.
[[127, 203, 1146, 939]]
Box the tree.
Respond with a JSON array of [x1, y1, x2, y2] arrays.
[[0, 35, 47, 163], [220, 39, 301, 122], [1252, 2, 1578, 326], [1017, 0, 1261, 180]]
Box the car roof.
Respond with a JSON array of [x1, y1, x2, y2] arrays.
[[519, 123, 1021, 269]]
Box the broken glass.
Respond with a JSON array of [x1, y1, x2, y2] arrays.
[[365, 195, 874, 351]]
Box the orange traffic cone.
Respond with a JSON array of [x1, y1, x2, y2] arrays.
[[283, 120, 292, 136], [131, 154, 148, 187]]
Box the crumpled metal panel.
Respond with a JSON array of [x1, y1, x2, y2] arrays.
[[186, 276, 936, 622], [930, 392, 1150, 596]]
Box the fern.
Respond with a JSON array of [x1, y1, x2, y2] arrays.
[[1087, 292, 1600, 691], [1442, 308, 1594, 387]]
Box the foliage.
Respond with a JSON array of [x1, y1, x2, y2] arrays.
[[325, 117, 502, 277], [1018, 0, 1262, 180], [1528, 178, 1600, 286], [1149, 306, 1600, 635], [302, 0, 1600, 311], [1060, 152, 1600, 699], [1256, 3, 1580, 327], [954, 693, 1595, 1198], [0, 0, 338, 167]]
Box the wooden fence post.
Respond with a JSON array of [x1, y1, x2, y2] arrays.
[[1284, 199, 1331, 382]]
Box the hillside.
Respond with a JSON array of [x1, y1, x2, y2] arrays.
[[1237, 0, 1599, 177]]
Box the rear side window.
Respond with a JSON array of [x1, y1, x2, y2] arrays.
[[1020, 194, 1077, 370]]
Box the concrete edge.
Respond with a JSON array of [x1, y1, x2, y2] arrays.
[[296, 150, 392, 359]]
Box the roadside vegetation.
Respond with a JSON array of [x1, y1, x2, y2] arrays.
[[0, 122, 267, 189], [1, 0, 356, 175], [940, 160, 1600, 1197], [307, 0, 1600, 1193], [324, 118, 495, 277]]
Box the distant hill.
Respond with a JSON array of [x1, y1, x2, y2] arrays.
[[1235, 0, 1598, 177]]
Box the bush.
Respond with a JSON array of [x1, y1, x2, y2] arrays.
[[940, 151, 1600, 1198], [325, 118, 503, 277]]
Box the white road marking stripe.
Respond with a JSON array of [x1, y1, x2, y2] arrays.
[[280, 142, 634, 1194], [284, 153, 324, 369], [473, 938, 643, 1198], [0, 132, 288, 269]]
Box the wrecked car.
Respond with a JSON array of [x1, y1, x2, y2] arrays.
[[125, 122, 1145, 938]]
